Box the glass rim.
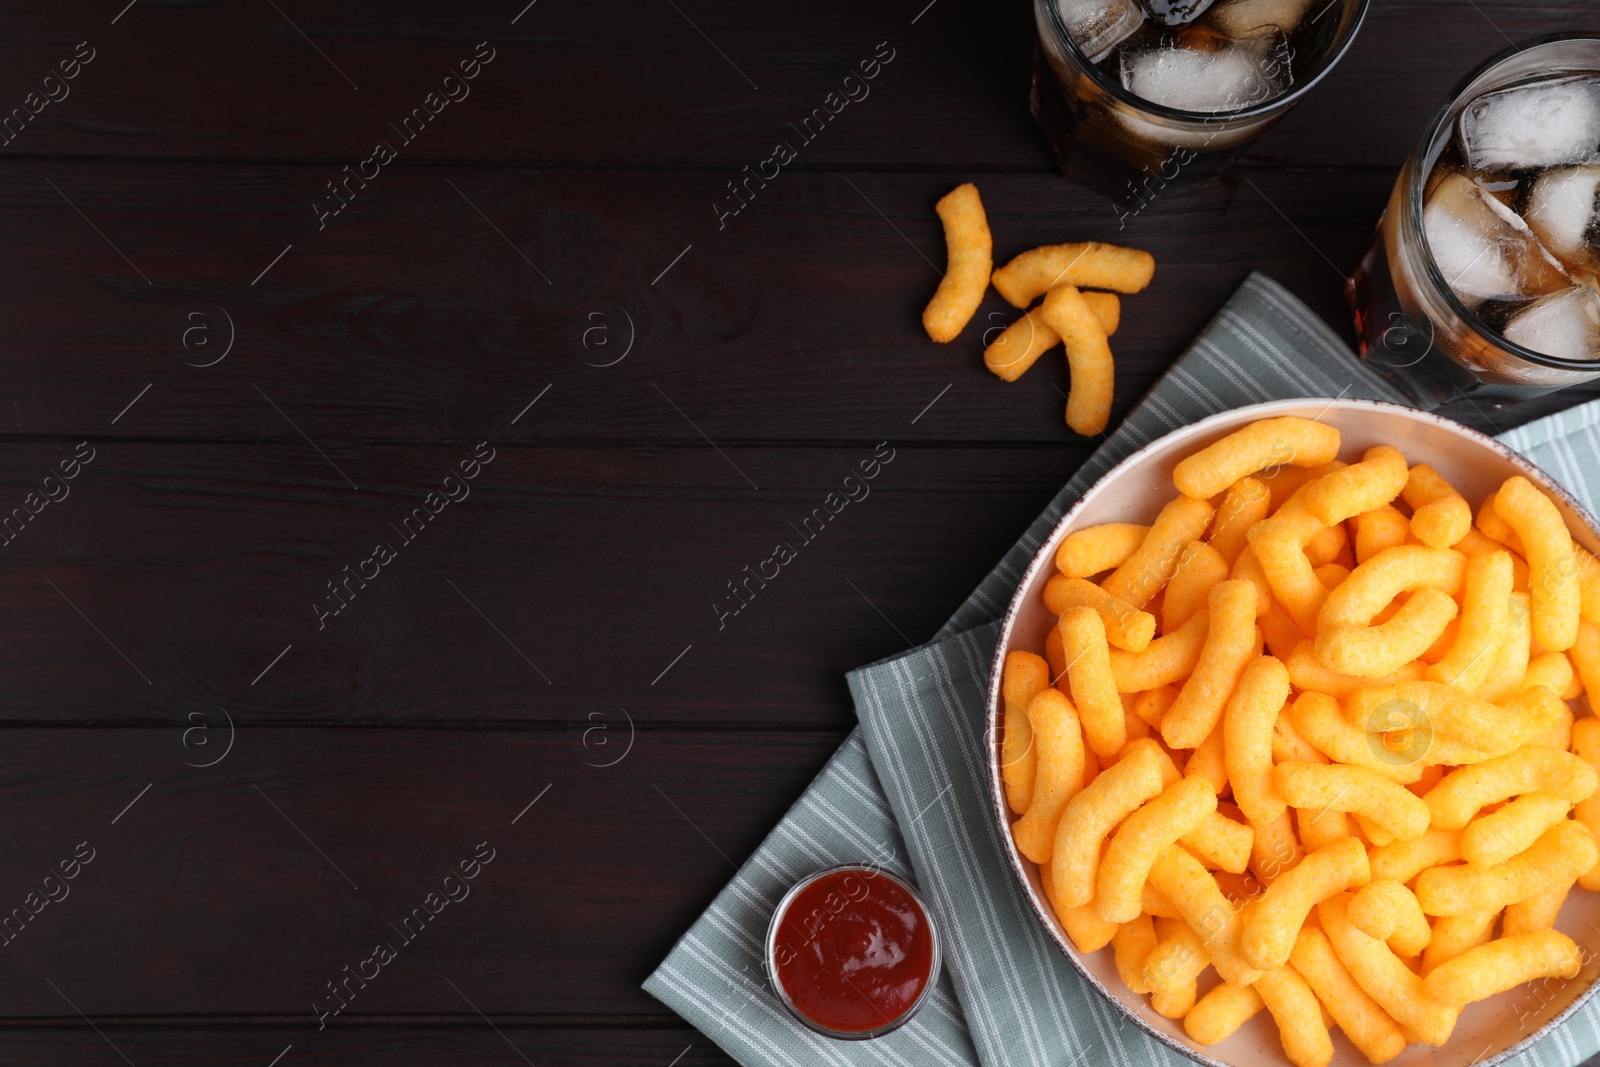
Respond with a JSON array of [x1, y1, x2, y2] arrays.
[[763, 863, 943, 1042], [1039, 0, 1372, 124], [1407, 31, 1600, 373]]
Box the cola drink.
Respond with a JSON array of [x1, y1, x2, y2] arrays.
[[1349, 36, 1600, 405], [1032, 0, 1369, 203]]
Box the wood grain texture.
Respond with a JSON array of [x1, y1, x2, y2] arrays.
[[0, 728, 840, 1018], [0, 1027, 724, 1067], [0, 443, 1076, 723], [0, 0, 1040, 166], [3, 161, 1585, 444], [0, 1, 1585, 169]]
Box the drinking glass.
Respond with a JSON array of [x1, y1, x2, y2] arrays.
[[1030, 0, 1371, 205], [1347, 34, 1600, 407]]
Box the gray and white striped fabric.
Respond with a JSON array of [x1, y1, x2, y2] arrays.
[[1501, 400, 1600, 521], [643, 273, 1600, 1067]]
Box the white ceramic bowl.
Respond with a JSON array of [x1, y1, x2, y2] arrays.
[[987, 398, 1600, 1067]]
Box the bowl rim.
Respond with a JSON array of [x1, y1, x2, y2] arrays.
[[985, 396, 1600, 1067]]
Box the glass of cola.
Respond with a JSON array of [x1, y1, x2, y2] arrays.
[[1348, 35, 1600, 406], [1031, 0, 1370, 204]]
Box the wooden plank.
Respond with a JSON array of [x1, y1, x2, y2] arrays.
[[6, 161, 1581, 444], [0, 1, 1585, 169], [0, 443, 1078, 723], [1251, 0, 1594, 170], [0, 727, 843, 1018], [0, 1025, 729, 1065], [0, 0, 1041, 166]]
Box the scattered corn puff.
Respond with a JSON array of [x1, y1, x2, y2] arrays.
[[1422, 929, 1581, 1006], [1060, 607, 1126, 760], [1052, 738, 1167, 908], [1348, 879, 1430, 957], [1010, 688, 1086, 863], [984, 306, 1059, 382], [1495, 476, 1580, 651], [1318, 892, 1459, 1046], [1097, 775, 1217, 923], [1415, 821, 1598, 916], [1161, 579, 1258, 749], [1290, 924, 1407, 1065], [1210, 476, 1272, 566], [1274, 762, 1430, 842], [1354, 504, 1411, 565], [1000, 650, 1050, 814], [1056, 522, 1149, 578], [1173, 418, 1341, 501], [1040, 283, 1116, 436], [1421, 910, 1498, 976], [1256, 966, 1335, 1067], [1164, 541, 1228, 634], [1102, 495, 1215, 610], [991, 241, 1155, 308], [1424, 746, 1598, 830], [1306, 445, 1408, 526], [922, 183, 991, 343], [1402, 464, 1472, 549], [1043, 576, 1156, 652], [1244, 837, 1370, 970], [1460, 792, 1572, 867]]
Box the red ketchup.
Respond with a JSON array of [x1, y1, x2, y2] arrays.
[[768, 866, 939, 1038]]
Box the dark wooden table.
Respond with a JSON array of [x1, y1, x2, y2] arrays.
[[1, 2, 1595, 1064]]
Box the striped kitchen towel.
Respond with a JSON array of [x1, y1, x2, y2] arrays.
[[644, 272, 1600, 1067]]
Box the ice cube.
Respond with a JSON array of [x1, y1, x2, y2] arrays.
[[1138, 0, 1218, 26], [1058, 0, 1145, 63], [1459, 75, 1600, 172], [1525, 165, 1600, 267], [1503, 287, 1600, 362], [1120, 33, 1290, 112], [1424, 172, 1571, 304], [1210, 0, 1315, 36], [1474, 174, 1522, 206]]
